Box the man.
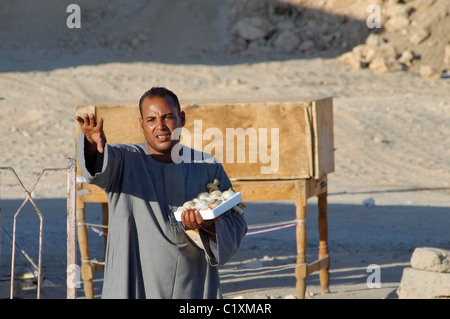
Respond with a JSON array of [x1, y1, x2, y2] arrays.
[[75, 87, 247, 298]]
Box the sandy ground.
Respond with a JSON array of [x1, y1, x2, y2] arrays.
[[0, 0, 449, 300], [1, 190, 449, 299]]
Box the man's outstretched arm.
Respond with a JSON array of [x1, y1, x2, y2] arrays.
[[75, 113, 106, 174]]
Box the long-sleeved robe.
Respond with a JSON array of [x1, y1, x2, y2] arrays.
[[77, 134, 247, 299]]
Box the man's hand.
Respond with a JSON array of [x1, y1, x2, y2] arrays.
[[75, 113, 106, 154], [181, 208, 220, 241]]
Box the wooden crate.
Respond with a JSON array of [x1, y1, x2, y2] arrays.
[[182, 97, 334, 180], [75, 97, 334, 180]]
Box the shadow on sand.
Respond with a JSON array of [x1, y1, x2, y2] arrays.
[[0, 0, 376, 72], [0, 197, 448, 298]]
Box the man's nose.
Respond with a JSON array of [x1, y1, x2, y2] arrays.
[[155, 117, 167, 130]]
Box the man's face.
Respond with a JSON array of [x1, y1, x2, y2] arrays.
[[139, 96, 185, 159]]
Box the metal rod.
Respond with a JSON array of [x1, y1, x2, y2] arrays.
[[0, 226, 38, 277], [1, 164, 69, 299]]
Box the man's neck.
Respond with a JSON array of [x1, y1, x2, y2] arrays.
[[150, 153, 173, 163], [147, 144, 174, 163]]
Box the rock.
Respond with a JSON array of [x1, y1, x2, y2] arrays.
[[272, 30, 300, 52], [398, 50, 415, 66], [244, 259, 264, 269], [362, 197, 376, 207], [385, 3, 413, 19], [410, 247, 450, 273], [369, 56, 402, 73], [338, 51, 367, 69], [343, 41, 399, 71], [420, 65, 441, 79], [409, 29, 430, 45], [367, 43, 397, 63], [385, 16, 410, 31], [298, 39, 315, 52], [351, 44, 365, 56], [275, 20, 296, 32], [365, 33, 384, 47], [232, 17, 273, 41], [444, 44, 450, 65], [397, 267, 450, 299]]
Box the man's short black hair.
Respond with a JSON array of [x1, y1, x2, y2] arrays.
[[139, 87, 181, 116]]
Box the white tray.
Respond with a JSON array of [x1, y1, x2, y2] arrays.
[[174, 192, 242, 221]]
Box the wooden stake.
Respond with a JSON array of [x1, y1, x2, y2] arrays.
[[66, 158, 77, 299], [318, 192, 330, 294]]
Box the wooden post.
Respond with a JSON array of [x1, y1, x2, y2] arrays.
[[76, 197, 94, 299], [317, 192, 330, 293], [295, 181, 307, 299], [66, 158, 77, 299]]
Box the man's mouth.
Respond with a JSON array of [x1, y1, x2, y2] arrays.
[[156, 133, 171, 142]]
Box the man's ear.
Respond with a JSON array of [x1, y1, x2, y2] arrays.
[[139, 117, 144, 132], [179, 111, 186, 127]]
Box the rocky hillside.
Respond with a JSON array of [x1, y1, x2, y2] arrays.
[[227, 0, 450, 78], [1, 0, 448, 77]]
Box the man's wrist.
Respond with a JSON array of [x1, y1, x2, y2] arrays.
[[200, 224, 217, 242], [200, 225, 216, 235]]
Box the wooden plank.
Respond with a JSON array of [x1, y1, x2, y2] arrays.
[[75, 178, 326, 205], [75, 98, 334, 181], [306, 256, 330, 275], [232, 180, 297, 201], [312, 97, 335, 179], [304, 105, 315, 178], [96, 105, 143, 144], [182, 101, 313, 180], [305, 176, 328, 198], [76, 183, 107, 203]]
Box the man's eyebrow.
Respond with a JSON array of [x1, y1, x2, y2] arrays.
[[144, 112, 176, 119]]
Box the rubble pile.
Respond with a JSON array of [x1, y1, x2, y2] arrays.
[[228, 0, 450, 78]]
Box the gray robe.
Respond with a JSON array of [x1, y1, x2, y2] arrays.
[[77, 134, 247, 299]]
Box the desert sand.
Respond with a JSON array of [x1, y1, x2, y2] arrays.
[[0, 0, 449, 300]]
